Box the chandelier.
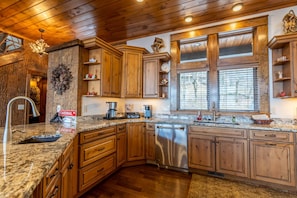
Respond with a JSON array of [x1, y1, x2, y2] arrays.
[[29, 28, 49, 55]]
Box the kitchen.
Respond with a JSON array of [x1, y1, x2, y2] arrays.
[[1, 1, 297, 197]]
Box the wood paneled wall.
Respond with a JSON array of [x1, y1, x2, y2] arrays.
[[0, 41, 48, 127]]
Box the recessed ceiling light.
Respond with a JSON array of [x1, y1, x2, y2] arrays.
[[185, 16, 193, 23], [232, 3, 243, 12], [136, 0, 144, 2]]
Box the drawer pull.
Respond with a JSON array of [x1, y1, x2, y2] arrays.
[[264, 134, 276, 137], [97, 147, 105, 151], [97, 167, 104, 172], [68, 163, 74, 170], [265, 143, 277, 146], [118, 127, 125, 130], [49, 168, 59, 179]]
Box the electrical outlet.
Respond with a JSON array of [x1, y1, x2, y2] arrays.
[[18, 104, 24, 110]]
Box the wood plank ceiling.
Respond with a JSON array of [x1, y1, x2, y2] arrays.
[[0, 0, 296, 46]]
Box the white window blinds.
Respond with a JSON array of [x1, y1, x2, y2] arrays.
[[218, 67, 258, 111], [179, 71, 208, 110]]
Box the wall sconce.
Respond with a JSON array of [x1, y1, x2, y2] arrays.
[[185, 16, 193, 23], [29, 28, 49, 56], [232, 3, 243, 12]]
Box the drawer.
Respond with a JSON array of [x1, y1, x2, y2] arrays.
[[79, 135, 116, 167], [249, 130, 294, 142], [79, 153, 116, 191], [43, 160, 60, 195], [189, 126, 247, 138], [61, 140, 73, 165], [45, 177, 60, 198], [146, 123, 155, 131], [80, 126, 116, 144], [117, 124, 126, 133]]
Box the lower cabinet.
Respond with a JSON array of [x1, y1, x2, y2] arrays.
[[127, 122, 146, 161], [116, 124, 127, 167], [43, 160, 60, 198], [78, 126, 117, 192], [188, 126, 248, 177], [145, 123, 155, 161], [249, 130, 295, 186]]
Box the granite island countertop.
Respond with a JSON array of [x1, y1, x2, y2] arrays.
[[1, 117, 297, 197]]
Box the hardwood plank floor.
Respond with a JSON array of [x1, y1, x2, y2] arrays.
[[80, 165, 192, 198]]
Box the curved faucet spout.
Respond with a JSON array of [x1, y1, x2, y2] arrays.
[[3, 96, 40, 143]]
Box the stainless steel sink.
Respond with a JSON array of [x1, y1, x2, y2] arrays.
[[193, 120, 240, 125]]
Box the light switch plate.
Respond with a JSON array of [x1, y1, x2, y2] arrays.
[[18, 104, 24, 110]]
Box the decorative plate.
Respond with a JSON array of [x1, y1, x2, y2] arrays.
[[161, 63, 170, 72]]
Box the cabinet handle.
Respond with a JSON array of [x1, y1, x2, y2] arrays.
[[49, 168, 59, 179], [50, 186, 59, 198], [265, 143, 277, 146], [264, 134, 276, 137], [97, 167, 104, 172], [97, 147, 105, 151]]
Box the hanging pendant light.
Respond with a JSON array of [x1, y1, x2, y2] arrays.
[[29, 28, 49, 55]]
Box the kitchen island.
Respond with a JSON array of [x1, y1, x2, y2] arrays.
[[1, 117, 297, 197]]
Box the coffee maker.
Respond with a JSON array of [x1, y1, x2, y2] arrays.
[[106, 102, 117, 119], [144, 105, 152, 118]]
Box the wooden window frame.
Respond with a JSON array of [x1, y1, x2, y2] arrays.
[[170, 16, 269, 115]]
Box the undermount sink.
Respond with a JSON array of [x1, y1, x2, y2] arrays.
[[193, 120, 240, 125], [17, 134, 62, 144]]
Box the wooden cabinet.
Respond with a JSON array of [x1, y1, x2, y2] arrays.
[[143, 52, 171, 98], [145, 123, 155, 161], [78, 126, 117, 192], [116, 45, 148, 98], [249, 130, 295, 186], [43, 160, 60, 198], [82, 37, 123, 98], [127, 122, 146, 161], [188, 126, 248, 177], [116, 124, 127, 167], [268, 33, 297, 98]]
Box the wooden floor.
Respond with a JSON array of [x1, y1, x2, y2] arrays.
[[80, 165, 192, 198]]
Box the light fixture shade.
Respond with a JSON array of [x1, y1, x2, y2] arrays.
[[232, 3, 243, 12], [29, 29, 49, 55], [185, 16, 193, 23]]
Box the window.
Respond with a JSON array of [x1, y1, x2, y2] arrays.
[[0, 32, 23, 54], [219, 29, 253, 59], [171, 16, 268, 114], [180, 36, 207, 63], [179, 71, 208, 110], [218, 67, 258, 111]]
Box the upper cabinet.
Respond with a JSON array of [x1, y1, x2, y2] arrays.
[[268, 33, 297, 98], [82, 37, 123, 97], [116, 45, 149, 98], [143, 52, 171, 98]]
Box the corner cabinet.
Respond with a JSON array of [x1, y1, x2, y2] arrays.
[[127, 122, 146, 161], [268, 33, 297, 98], [82, 37, 123, 97], [143, 52, 171, 98], [116, 45, 149, 98]]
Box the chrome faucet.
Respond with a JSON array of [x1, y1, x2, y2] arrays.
[[3, 96, 40, 143]]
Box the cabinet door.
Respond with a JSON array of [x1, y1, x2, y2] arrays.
[[146, 130, 155, 160], [216, 137, 248, 177], [123, 51, 143, 97], [127, 123, 145, 161], [188, 134, 215, 171], [143, 59, 159, 98], [111, 54, 122, 97], [101, 49, 112, 96], [60, 141, 74, 198], [116, 132, 127, 167], [250, 141, 295, 186]]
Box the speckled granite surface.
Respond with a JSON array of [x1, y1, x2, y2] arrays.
[[188, 174, 297, 198], [1, 117, 297, 197]]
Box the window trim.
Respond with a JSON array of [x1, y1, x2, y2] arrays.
[[170, 16, 269, 115]]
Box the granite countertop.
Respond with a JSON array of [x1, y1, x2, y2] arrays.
[[1, 117, 297, 197]]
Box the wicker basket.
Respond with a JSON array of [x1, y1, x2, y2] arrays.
[[253, 119, 273, 124]]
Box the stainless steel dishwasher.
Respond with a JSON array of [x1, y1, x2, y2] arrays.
[[155, 123, 188, 171]]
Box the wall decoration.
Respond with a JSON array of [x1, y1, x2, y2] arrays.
[[283, 10, 297, 34], [51, 64, 73, 95], [151, 37, 164, 53]]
